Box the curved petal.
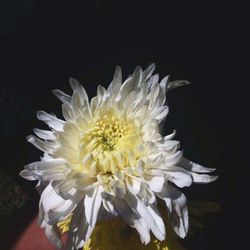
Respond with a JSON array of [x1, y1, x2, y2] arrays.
[[158, 184, 188, 238], [112, 197, 151, 244], [19, 169, 36, 180], [33, 128, 56, 140], [165, 166, 193, 188], [26, 135, 56, 154], [24, 159, 69, 181], [191, 172, 219, 183], [179, 157, 216, 173], [66, 198, 94, 250], [124, 192, 166, 241], [52, 89, 72, 106], [143, 63, 156, 80], [144, 174, 165, 193], [40, 183, 74, 224], [133, 217, 151, 244], [166, 80, 191, 92], [37, 111, 65, 131]]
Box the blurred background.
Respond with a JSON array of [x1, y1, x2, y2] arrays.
[[0, 0, 249, 249]]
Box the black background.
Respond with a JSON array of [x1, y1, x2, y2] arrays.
[[0, 0, 249, 249]]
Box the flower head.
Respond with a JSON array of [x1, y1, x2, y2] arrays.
[[20, 64, 217, 249]]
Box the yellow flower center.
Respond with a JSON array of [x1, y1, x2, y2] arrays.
[[80, 112, 145, 175], [89, 115, 128, 151]]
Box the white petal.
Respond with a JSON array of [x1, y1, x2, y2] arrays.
[[113, 65, 122, 85], [137, 182, 156, 205], [33, 128, 56, 140], [163, 130, 176, 140], [69, 78, 90, 106], [164, 150, 183, 166], [148, 106, 168, 120], [143, 63, 156, 80], [84, 185, 103, 227], [126, 176, 142, 195], [133, 217, 151, 244], [75, 174, 97, 190], [125, 193, 165, 241], [158, 184, 188, 238], [159, 75, 170, 94], [37, 111, 65, 131], [19, 169, 36, 180], [107, 66, 122, 99], [147, 74, 159, 89], [191, 172, 219, 183], [57, 122, 80, 149], [24, 159, 69, 181], [144, 175, 165, 193], [113, 196, 151, 244], [52, 178, 77, 200], [55, 146, 79, 164], [69, 77, 88, 101], [66, 199, 94, 250], [166, 80, 191, 92], [48, 199, 75, 224], [166, 166, 193, 188], [40, 184, 74, 224], [62, 103, 74, 121], [27, 135, 56, 153], [160, 140, 180, 151], [97, 85, 108, 103], [179, 157, 216, 173], [52, 89, 72, 106], [147, 205, 166, 239], [155, 106, 169, 122], [119, 76, 134, 101], [132, 66, 143, 86]]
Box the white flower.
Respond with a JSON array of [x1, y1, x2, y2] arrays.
[[20, 64, 218, 250]]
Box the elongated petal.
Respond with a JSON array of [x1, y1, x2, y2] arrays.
[[84, 185, 103, 227], [37, 111, 65, 131], [163, 130, 176, 140], [133, 217, 151, 244], [27, 135, 56, 153], [166, 80, 191, 92], [66, 199, 94, 250], [52, 89, 72, 106], [33, 128, 56, 140], [125, 193, 165, 241], [179, 157, 216, 173], [69, 78, 89, 107], [19, 169, 36, 180], [158, 184, 188, 238], [191, 172, 218, 183], [24, 159, 69, 181], [143, 63, 156, 80]]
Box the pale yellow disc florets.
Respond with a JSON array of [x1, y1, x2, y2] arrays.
[[80, 111, 145, 175], [87, 114, 129, 152]]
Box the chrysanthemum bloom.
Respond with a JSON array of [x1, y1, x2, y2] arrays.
[[20, 64, 218, 250]]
